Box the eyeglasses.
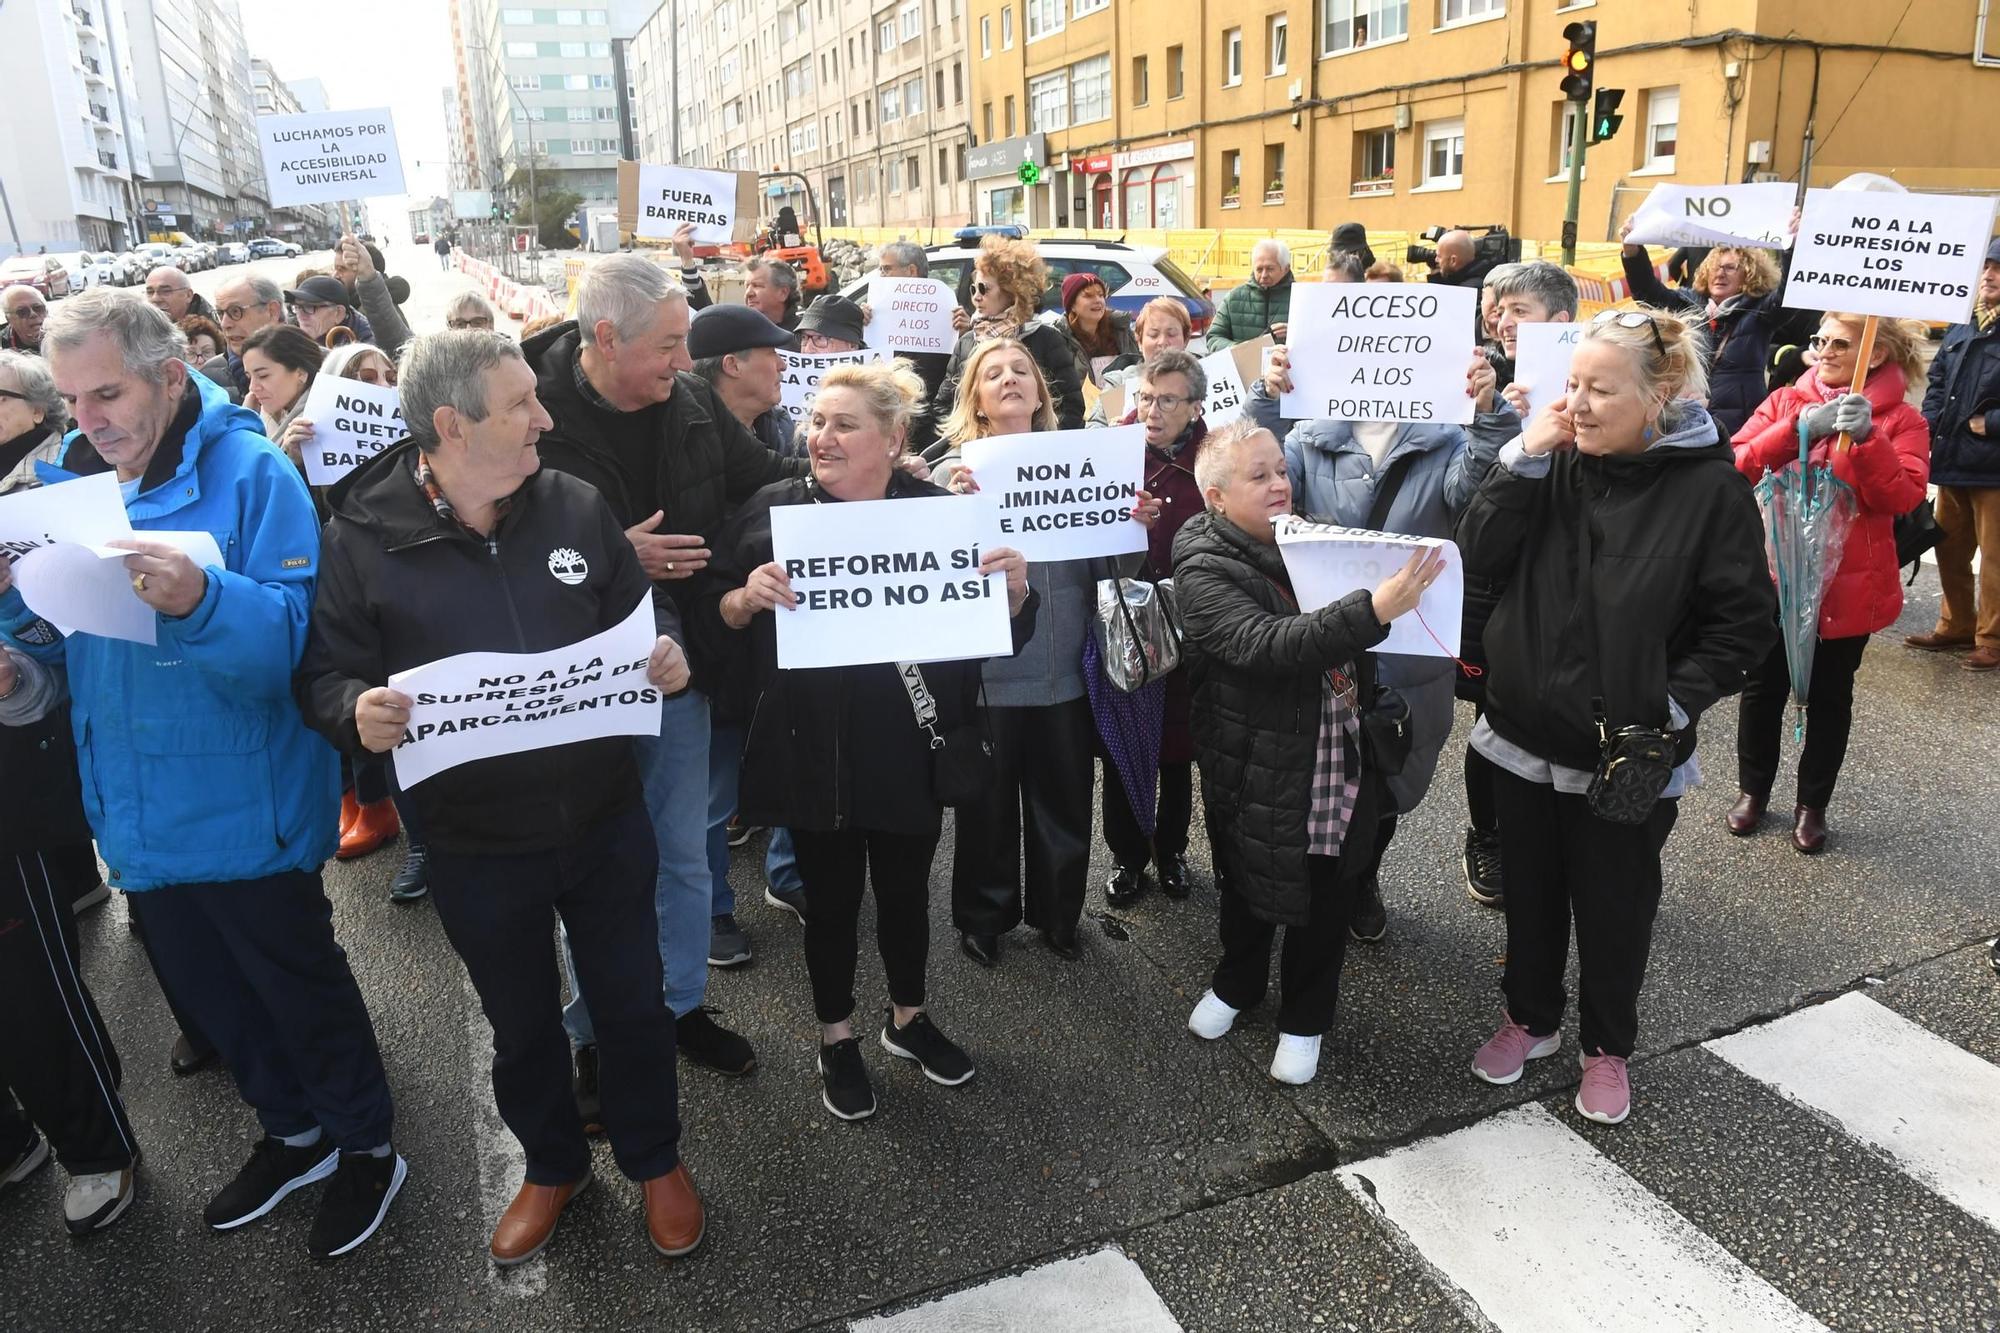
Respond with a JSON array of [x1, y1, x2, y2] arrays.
[[292, 301, 331, 314], [970, 279, 991, 297], [144, 285, 187, 298], [1133, 392, 1191, 412], [217, 303, 264, 322], [1807, 334, 1852, 354], [447, 317, 495, 330], [0, 389, 26, 403], [1592, 308, 1668, 358], [6, 304, 47, 319]]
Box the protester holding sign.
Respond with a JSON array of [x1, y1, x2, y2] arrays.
[[295, 330, 704, 1265], [868, 243, 952, 454], [934, 236, 1086, 434], [1457, 307, 1774, 1127], [699, 361, 1035, 1121], [240, 324, 324, 457], [1173, 421, 1443, 1087], [1728, 315, 1932, 853]]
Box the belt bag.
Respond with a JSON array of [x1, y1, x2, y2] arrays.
[[895, 662, 994, 807], [1575, 482, 1674, 824], [1091, 575, 1182, 692]]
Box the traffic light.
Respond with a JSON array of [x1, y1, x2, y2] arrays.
[[1560, 20, 1596, 102], [1592, 88, 1626, 144], [491, 199, 505, 219]]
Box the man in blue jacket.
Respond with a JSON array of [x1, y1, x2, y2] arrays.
[[1, 289, 404, 1260]]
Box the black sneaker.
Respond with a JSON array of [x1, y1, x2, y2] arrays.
[[677, 1007, 756, 1075], [1349, 880, 1388, 944], [0, 1128, 49, 1196], [204, 1136, 339, 1230], [1463, 827, 1504, 908], [388, 844, 429, 903], [817, 1037, 876, 1121], [306, 1150, 407, 1261], [879, 1011, 975, 1086], [1104, 864, 1146, 909], [572, 1045, 603, 1135], [763, 883, 808, 922], [708, 913, 751, 967]]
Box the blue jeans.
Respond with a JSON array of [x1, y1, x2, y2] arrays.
[[766, 827, 802, 893], [564, 689, 713, 1043], [706, 723, 743, 917]]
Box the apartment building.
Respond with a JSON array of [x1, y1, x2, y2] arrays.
[[250, 57, 342, 245], [123, 0, 268, 238], [966, 0, 2000, 239], [631, 0, 974, 231]]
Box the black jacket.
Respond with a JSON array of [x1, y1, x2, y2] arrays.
[[698, 471, 1039, 836], [935, 320, 1087, 434], [1172, 511, 1390, 928], [0, 665, 91, 858], [294, 439, 667, 856], [524, 321, 809, 690], [1921, 316, 2000, 488], [1454, 411, 1776, 774]]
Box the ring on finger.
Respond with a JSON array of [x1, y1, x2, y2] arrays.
[[132, 572, 148, 593], [666, 561, 675, 572]]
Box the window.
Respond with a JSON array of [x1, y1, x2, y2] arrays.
[[510, 74, 539, 91], [505, 40, 537, 57], [1221, 149, 1242, 205], [1439, 0, 1502, 24], [1223, 28, 1242, 86], [878, 21, 895, 51], [936, 69, 945, 110], [1267, 15, 1287, 75], [1070, 54, 1110, 124], [1004, 94, 1016, 135], [1323, 0, 1407, 53], [981, 16, 990, 55], [1645, 88, 1679, 170], [1353, 125, 1395, 192], [590, 74, 611, 88], [887, 159, 901, 192], [556, 7, 582, 21], [567, 74, 593, 90], [1554, 102, 1581, 174], [1002, 5, 1014, 48], [905, 75, 925, 114], [1028, 69, 1068, 131], [501, 8, 533, 21], [954, 62, 963, 103], [1421, 117, 1464, 188], [568, 106, 594, 121], [1263, 143, 1285, 201], [1132, 54, 1148, 105], [938, 145, 950, 182], [983, 101, 994, 140], [1075, 0, 1108, 14], [880, 85, 901, 122], [901, 3, 921, 39], [851, 102, 861, 136], [1167, 44, 1184, 98], [907, 154, 920, 187], [559, 41, 586, 56], [1026, 0, 1063, 41]]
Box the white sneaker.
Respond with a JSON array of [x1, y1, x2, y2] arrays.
[[64, 1166, 135, 1235], [1187, 990, 1240, 1040], [1270, 1033, 1322, 1085]]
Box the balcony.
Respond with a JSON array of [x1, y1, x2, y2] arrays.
[[97, 150, 118, 170], [81, 55, 105, 79], [73, 6, 95, 29], [90, 103, 111, 123]]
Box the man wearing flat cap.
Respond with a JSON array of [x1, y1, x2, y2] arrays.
[[689, 304, 795, 455]]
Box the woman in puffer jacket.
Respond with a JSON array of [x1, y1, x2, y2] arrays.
[[1726, 314, 1931, 854]]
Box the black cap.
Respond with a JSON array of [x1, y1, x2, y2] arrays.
[[797, 295, 866, 348], [1985, 237, 2000, 266], [688, 304, 794, 359], [284, 275, 349, 307]]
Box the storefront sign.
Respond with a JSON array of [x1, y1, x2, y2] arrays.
[[966, 134, 1047, 181]]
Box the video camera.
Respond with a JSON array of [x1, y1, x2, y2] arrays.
[[1405, 224, 1521, 269]]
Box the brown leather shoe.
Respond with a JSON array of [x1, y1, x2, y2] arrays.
[[1963, 647, 2000, 672], [1904, 630, 1975, 652], [1725, 791, 1766, 836], [490, 1173, 591, 1267], [1791, 806, 1827, 855], [642, 1162, 704, 1258]]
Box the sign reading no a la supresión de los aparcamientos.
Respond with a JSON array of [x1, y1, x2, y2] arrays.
[[1784, 189, 2000, 324], [257, 108, 406, 208], [1280, 284, 1480, 426]]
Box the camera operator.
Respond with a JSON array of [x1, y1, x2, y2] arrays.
[[1414, 231, 1504, 339]]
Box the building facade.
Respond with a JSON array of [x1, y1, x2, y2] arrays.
[[122, 0, 268, 239], [249, 57, 342, 246]]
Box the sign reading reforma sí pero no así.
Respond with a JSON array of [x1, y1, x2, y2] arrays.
[[1279, 284, 1479, 425], [257, 108, 406, 208]]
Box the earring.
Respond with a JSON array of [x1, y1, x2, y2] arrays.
[[1643, 424, 1657, 444]]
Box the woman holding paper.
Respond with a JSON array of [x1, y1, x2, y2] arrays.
[[1172, 420, 1443, 1086], [703, 361, 1037, 1123], [933, 235, 1086, 432], [1456, 307, 1774, 1126], [1727, 314, 1931, 853]]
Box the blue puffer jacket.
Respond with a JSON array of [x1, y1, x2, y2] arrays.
[[0, 373, 339, 890]]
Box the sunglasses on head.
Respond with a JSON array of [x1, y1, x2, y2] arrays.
[[1592, 308, 1668, 358]]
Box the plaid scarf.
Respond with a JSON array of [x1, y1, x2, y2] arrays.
[[1306, 672, 1362, 856], [413, 452, 512, 537], [1976, 302, 1999, 334]]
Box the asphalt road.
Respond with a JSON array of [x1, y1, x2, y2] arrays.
[[2, 255, 1996, 1331]]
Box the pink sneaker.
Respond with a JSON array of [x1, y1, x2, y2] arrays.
[[1575, 1053, 1631, 1125], [1471, 1013, 1560, 1085]]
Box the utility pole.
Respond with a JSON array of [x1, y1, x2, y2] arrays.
[[1558, 20, 1596, 266]]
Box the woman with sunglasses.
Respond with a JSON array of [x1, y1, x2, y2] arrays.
[[1726, 314, 1931, 852], [1458, 306, 1774, 1126], [932, 236, 1086, 437]]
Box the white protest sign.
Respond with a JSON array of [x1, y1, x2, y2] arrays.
[[778, 349, 889, 425], [388, 597, 662, 788], [633, 163, 744, 245], [769, 495, 1010, 669], [298, 375, 404, 486], [1784, 188, 1999, 324], [1512, 321, 1583, 418], [1279, 284, 1479, 425], [864, 276, 960, 355], [1200, 337, 1274, 428], [1273, 516, 1463, 659], [13, 531, 223, 645], [0, 471, 132, 563], [1624, 183, 1797, 250], [961, 426, 1146, 563], [257, 108, 405, 208]]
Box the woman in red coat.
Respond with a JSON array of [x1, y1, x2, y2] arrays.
[[1727, 313, 1931, 852]]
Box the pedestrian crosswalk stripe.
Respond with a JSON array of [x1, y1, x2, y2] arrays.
[[1706, 991, 2000, 1232], [848, 1247, 1184, 1332], [1337, 1103, 1833, 1333]]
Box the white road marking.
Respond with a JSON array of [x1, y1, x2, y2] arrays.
[[463, 970, 546, 1296], [1338, 1103, 1831, 1333], [849, 1247, 1184, 1333], [1708, 990, 2000, 1231]]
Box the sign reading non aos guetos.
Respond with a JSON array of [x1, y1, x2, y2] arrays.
[[1279, 284, 1479, 425], [298, 375, 404, 486], [257, 108, 406, 208]]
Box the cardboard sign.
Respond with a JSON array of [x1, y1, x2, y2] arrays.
[[1097, 335, 1270, 425], [1511, 322, 1583, 418], [257, 108, 406, 207], [388, 597, 662, 788], [864, 276, 960, 355], [1279, 285, 1479, 425], [298, 375, 404, 486], [768, 495, 1010, 669], [960, 426, 1146, 563], [1273, 517, 1463, 659], [779, 349, 889, 424], [1784, 189, 1999, 324], [1624, 183, 1797, 250], [618, 161, 761, 245]]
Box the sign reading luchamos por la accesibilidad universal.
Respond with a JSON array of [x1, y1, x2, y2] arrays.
[[257, 108, 407, 208]]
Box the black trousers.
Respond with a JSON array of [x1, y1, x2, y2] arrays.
[[428, 804, 678, 1185], [1210, 853, 1357, 1036], [130, 868, 394, 1151], [0, 852, 137, 1174], [951, 698, 1094, 936], [1493, 767, 1678, 1060], [793, 827, 939, 1025], [1737, 633, 1869, 810], [1100, 758, 1194, 870], [1464, 706, 1500, 834]]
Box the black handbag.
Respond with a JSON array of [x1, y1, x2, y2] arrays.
[[1359, 678, 1413, 776], [895, 662, 994, 807], [1576, 485, 1675, 824], [1893, 497, 1943, 585]]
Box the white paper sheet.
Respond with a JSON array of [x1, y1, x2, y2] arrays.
[[1274, 516, 1464, 659], [961, 426, 1147, 563], [13, 531, 224, 645]]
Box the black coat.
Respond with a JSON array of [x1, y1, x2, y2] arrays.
[[295, 439, 665, 856], [1172, 511, 1389, 928], [935, 320, 1087, 434], [1454, 412, 1776, 774], [1921, 317, 2000, 488], [698, 471, 1039, 836], [0, 675, 91, 858]]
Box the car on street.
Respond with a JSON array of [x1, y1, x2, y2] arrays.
[[174, 243, 209, 272], [0, 253, 74, 299], [219, 242, 249, 264], [136, 242, 183, 273], [73, 251, 127, 287], [248, 237, 301, 259]]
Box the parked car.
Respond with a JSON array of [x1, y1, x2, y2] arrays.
[[247, 237, 301, 259], [135, 242, 182, 274], [174, 243, 209, 272], [219, 242, 249, 264], [0, 254, 74, 299], [74, 252, 126, 287], [115, 252, 149, 285]]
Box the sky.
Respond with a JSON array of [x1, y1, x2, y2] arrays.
[[237, 0, 457, 243]]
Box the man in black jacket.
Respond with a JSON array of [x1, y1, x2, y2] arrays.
[[526, 254, 808, 1086], [295, 330, 705, 1266]]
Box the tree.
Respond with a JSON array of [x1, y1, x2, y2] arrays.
[[507, 169, 582, 251]]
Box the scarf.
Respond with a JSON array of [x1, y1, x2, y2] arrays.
[[972, 312, 1024, 342], [1975, 302, 1999, 333]]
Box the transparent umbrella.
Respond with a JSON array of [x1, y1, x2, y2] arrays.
[[1756, 417, 1857, 740]]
